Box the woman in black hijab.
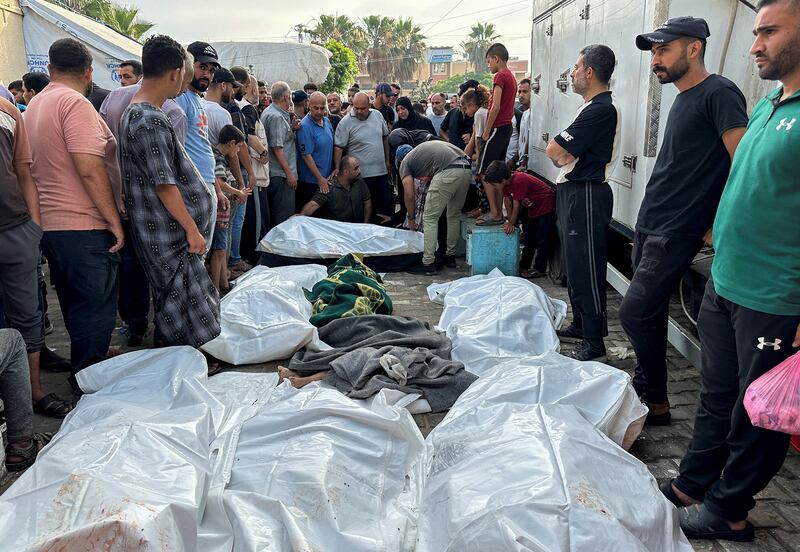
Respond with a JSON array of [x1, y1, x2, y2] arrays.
[[393, 96, 436, 135]]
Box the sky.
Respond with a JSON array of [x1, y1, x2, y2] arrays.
[[130, 0, 534, 60]]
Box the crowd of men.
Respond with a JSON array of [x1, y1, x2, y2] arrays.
[[0, 0, 799, 543]]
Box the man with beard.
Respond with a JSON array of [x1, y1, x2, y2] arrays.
[[326, 92, 343, 132], [663, 0, 800, 542], [176, 41, 228, 250], [120, 35, 220, 355], [545, 44, 620, 362], [621, 17, 748, 425], [257, 81, 270, 115], [25, 38, 123, 398]]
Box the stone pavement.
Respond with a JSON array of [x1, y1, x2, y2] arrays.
[[3, 263, 800, 551]]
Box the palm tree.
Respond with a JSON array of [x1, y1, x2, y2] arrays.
[[101, 4, 155, 40], [308, 14, 367, 57], [47, 0, 154, 41], [391, 18, 426, 82], [460, 22, 501, 71], [362, 15, 396, 83]]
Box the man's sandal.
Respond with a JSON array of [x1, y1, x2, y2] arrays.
[[33, 393, 75, 419], [5, 432, 55, 472], [678, 503, 755, 542]]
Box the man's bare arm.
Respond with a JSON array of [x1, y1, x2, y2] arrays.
[[363, 199, 373, 223], [545, 139, 576, 168], [14, 162, 40, 226], [71, 153, 124, 252], [299, 200, 321, 217]]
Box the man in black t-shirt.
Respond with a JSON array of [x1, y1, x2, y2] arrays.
[[373, 83, 397, 128], [620, 17, 749, 426], [546, 44, 620, 362]]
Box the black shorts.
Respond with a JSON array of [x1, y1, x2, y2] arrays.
[[477, 123, 512, 174]]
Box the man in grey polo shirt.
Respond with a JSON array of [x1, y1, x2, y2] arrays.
[[398, 140, 471, 275], [261, 81, 297, 226], [334, 91, 391, 222]]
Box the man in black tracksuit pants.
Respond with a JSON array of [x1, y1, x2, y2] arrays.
[[622, 17, 748, 425], [546, 44, 620, 361]]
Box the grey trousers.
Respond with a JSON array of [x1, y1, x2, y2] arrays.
[[0, 328, 33, 442], [0, 220, 44, 352]]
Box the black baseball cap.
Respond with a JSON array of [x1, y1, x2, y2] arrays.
[[635, 17, 711, 51], [187, 41, 220, 66], [292, 90, 309, 104], [375, 83, 397, 96], [211, 67, 241, 88]]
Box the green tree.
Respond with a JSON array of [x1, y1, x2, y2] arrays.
[[432, 71, 493, 94], [459, 22, 501, 72], [101, 5, 155, 40], [307, 15, 367, 58], [47, 0, 154, 41], [320, 40, 359, 94], [362, 15, 396, 83], [391, 18, 426, 82]]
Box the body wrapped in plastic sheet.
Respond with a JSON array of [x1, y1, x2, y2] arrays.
[[429, 270, 567, 375], [201, 265, 330, 365], [417, 403, 692, 552]]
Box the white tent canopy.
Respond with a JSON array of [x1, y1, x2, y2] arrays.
[[20, 0, 142, 89], [210, 41, 331, 88]]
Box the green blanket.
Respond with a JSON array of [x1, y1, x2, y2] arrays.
[[305, 254, 393, 327]]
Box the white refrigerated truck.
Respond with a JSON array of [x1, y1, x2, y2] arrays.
[[526, 0, 773, 364]]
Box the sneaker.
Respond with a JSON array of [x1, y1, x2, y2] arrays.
[[556, 324, 584, 342], [444, 255, 457, 268], [570, 340, 606, 361], [407, 262, 438, 276]]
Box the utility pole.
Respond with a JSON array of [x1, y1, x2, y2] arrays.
[[294, 24, 305, 43]]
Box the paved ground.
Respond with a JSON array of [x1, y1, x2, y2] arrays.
[[3, 262, 799, 551]]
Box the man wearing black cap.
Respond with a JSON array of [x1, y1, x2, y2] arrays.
[[545, 44, 620, 362], [292, 90, 310, 119], [662, 0, 800, 542], [373, 83, 397, 127], [620, 17, 748, 426], [176, 41, 227, 250]]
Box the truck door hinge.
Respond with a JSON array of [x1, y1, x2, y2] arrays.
[[622, 155, 638, 172], [556, 69, 570, 92], [579, 3, 590, 20], [532, 75, 541, 94], [545, 23, 554, 37], [542, 132, 550, 142]]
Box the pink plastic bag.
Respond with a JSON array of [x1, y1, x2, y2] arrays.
[[744, 351, 800, 434]]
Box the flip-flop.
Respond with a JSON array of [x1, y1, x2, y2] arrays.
[[678, 503, 755, 542], [476, 217, 505, 226]]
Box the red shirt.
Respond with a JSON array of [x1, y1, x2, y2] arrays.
[[488, 68, 517, 128], [503, 172, 555, 219]]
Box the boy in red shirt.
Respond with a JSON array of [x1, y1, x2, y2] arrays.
[[477, 43, 517, 225], [484, 160, 556, 279]]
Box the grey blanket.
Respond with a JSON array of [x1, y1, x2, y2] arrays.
[[289, 315, 477, 412]]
